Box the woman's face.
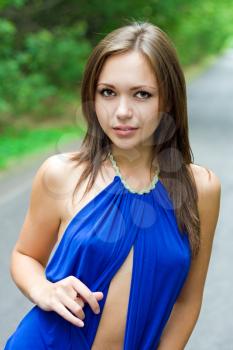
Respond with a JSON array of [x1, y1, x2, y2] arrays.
[[94, 50, 162, 151]]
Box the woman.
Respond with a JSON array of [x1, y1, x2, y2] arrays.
[[4, 21, 221, 349]]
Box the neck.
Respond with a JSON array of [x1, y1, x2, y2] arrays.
[[109, 145, 157, 174]]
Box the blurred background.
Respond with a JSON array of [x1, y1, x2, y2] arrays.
[[0, 0, 233, 349]]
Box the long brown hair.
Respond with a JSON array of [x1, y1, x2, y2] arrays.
[[70, 21, 200, 258]]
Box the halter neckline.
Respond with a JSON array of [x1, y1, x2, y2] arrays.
[[107, 151, 160, 195]]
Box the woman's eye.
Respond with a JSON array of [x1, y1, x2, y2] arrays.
[[99, 88, 115, 97], [136, 91, 152, 99]]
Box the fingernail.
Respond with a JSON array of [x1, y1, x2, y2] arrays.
[[79, 321, 85, 327], [95, 308, 100, 314]]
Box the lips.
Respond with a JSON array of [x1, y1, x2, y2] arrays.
[[113, 127, 138, 137], [113, 126, 138, 130]]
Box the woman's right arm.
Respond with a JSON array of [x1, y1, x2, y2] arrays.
[[10, 155, 62, 303], [10, 155, 103, 327]]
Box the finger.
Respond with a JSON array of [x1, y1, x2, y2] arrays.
[[53, 301, 85, 327], [76, 292, 102, 307], [62, 294, 86, 320], [70, 278, 101, 314], [93, 291, 104, 300], [75, 296, 85, 308]]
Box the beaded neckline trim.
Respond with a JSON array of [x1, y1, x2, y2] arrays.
[[107, 152, 160, 195]]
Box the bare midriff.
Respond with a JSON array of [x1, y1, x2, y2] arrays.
[[56, 155, 134, 350], [91, 247, 133, 350]]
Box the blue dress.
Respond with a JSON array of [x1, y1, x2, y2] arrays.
[[4, 156, 191, 349]]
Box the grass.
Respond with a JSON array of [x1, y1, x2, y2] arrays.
[[0, 122, 86, 171]]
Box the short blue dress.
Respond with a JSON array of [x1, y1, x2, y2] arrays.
[[4, 152, 191, 349]]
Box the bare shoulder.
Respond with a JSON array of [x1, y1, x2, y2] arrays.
[[36, 151, 84, 195], [38, 152, 81, 184], [188, 163, 221, 200], [188, 163, 221, 239]]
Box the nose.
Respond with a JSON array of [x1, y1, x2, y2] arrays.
[[115, 96, 133, 119]]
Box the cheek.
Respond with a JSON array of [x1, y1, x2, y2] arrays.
[[139, 102, 160, 127], [95, 98, 111, 125], [94, 99, 110, 133]]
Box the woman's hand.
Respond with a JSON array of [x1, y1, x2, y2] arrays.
[[31, 276, 104, 327]]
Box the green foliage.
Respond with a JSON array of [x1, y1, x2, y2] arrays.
[[0, 0, 26, 10], [24, 22, 91, 88], [0, 57, 57, 115], [165, 0, 233, 65], [0, 19, 91, 123], [0, 18, 16, 57]]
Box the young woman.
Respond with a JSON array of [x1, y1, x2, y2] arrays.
[[4, 21, 221, 350]]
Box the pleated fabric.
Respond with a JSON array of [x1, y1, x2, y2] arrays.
[[4, 175, 191, 349]]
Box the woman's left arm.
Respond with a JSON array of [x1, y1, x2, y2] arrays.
[[157, 167, 221, 350]]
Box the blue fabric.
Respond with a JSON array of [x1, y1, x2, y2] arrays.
[[4, 175, 191, 349]]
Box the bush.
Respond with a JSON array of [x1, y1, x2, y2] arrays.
[[0, 19, 91, 122]]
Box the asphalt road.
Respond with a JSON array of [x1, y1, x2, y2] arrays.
[[1, 48, 232, 349]]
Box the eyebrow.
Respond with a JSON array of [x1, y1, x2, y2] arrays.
[[97, 83, 157, 90]]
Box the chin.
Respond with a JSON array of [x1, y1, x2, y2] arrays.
[[109, 139, 142, 151]]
